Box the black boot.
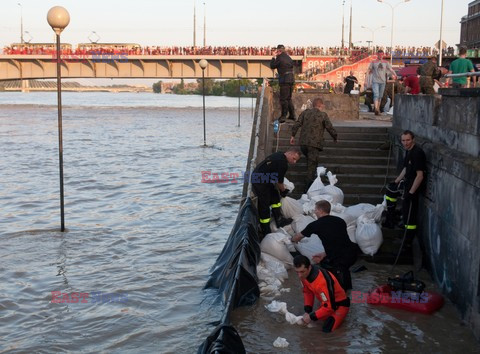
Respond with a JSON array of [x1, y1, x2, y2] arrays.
[[288, 101, 296, 120], [260, 222, 271, 236], [271, 207, 292, 228]]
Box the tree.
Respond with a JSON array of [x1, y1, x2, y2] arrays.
[[152, 80, 163, 93]]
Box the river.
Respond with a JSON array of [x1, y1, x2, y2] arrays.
[[0, 92, 253, 353]]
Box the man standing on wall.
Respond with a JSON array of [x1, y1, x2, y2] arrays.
[[448, 47, 476, 88], [418, 56, 441, 94], [290, 98, 337, 190], [270, 44, 296, 123], [367, 49, 397, 115]]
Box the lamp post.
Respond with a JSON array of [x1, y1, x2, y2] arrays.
[[237, 73, 243, 127], [18, 3, 24, 44], [193, 0, 197, 47], [203, 2, 206, 47], [377, 0, 410, 67], [341, 0, 345, 48], [199, 59, 208, 146], [361, 25, 386, 53], [438, 0, 444, 66], [47, 6, 70, 232]]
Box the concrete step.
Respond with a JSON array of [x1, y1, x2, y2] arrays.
[[275, 138, 389, 150], [278, 131, 390, 142], [277, 122, 390, 134]]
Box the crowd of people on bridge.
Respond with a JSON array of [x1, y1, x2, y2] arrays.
[[2, 44, 463, 58]]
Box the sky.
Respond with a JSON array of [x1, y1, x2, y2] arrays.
[[0, 0, 473, 49]]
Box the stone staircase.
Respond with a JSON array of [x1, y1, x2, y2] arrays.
[[273, 122, 396, 205]]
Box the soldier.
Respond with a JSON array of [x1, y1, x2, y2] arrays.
[[290, 98, 337, 190], [417, 56, 441, 94]]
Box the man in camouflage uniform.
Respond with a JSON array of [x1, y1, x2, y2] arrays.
[[380, 79, 405, 112], [290, 98, 337, 189], [417, 56, 441, 94]]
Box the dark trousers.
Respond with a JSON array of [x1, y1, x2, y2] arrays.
[[279, 83, 295, 119], [252, 183, 280, 222], [300, 145, 323, 186]]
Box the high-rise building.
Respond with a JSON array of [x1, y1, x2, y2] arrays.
[[460, 0, 480, 49]]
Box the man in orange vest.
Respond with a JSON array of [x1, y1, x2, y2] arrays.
[[294, 255, 350, 333]]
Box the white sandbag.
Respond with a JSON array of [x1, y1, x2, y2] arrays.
[[299, 194, 310, 203], [281, 224, 296, 237], [291, 215, 315, 234], [260, 232, 294, 266], [322, 185, 344, 205], [331, 203, 346, 214], [363, 203, 386, 223], [283, 177, 295, 194], [345, 203, 376, 219], [307, 167, 327, 198], [273, 337, 289, 348], [347, 223, 357, 243], [260, 253, 288, 281], [355, 215, 383, 256], [311, 194, 334, 203], [280, 196, 303, 219], [294, 234, 325, 261]]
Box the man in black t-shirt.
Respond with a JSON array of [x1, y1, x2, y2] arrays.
[[292, 200, 357, 291], [252, 148, 301, 235], [270, 44, 296, 122], [343, 71, 358, 93]]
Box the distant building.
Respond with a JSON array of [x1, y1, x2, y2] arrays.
[[460, 0, 480, 49]]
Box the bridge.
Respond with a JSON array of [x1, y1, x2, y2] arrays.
[[0, 54, 304, 81]]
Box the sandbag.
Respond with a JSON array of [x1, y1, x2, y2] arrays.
[[363, 203, 386, 223], [307, 167, 327, 198], [322, 185, 344, 205], [259, 252, 288, 282], [345, 203, 376, 219], [355, 215, 383, 256], [291, 215, 315, 234], [280, 197, 303, 219], [283, 177, 295, 194], [294, 234, 325, 262], [260, 232, 294, 266]]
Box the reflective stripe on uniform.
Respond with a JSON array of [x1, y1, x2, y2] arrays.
[[405, 224, 417, 230], [385, 195, 397, 202], [260, 218, 271, 224], [270, 202, 282, 208]]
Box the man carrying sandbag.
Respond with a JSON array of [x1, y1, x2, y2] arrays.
[[294, 255, 350, 333], [292, 200, 357, 291], [252, 148, 301, 235], [290, 98, 337, 192]]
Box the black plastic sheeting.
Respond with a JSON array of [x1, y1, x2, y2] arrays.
[[198, 198, 261, 354]]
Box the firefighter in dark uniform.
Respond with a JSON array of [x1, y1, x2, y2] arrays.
[[290, 98, 337, 190], [384, 130, 427, 273], [252, 148, 301, 235], [418, 56, 441, 94], [270, 44, 296, 122]]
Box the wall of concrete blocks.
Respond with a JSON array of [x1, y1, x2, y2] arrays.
[[392, 92, 480, 339]]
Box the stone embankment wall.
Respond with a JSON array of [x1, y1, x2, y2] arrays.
[[271, 91, 359, 121], [392, 91, 480, 339]]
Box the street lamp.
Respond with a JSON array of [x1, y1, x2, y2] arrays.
[[47, 6, 70, 232], [199, 59, 208, 146], [18, 3, 23, 44], [237, 73, 243, 127], [377, 0, 410, 67], [438, 0, 444, 66], [361, 25, 386, 52]]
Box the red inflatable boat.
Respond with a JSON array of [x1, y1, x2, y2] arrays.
[[366, 285, 444, 314]]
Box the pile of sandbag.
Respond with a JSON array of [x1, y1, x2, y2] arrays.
[[257, 170, 387, 298]]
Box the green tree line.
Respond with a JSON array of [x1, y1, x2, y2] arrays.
[[153, 79, 262, 96]]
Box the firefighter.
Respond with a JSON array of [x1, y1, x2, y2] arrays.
[[251, 148, 301, 235]]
